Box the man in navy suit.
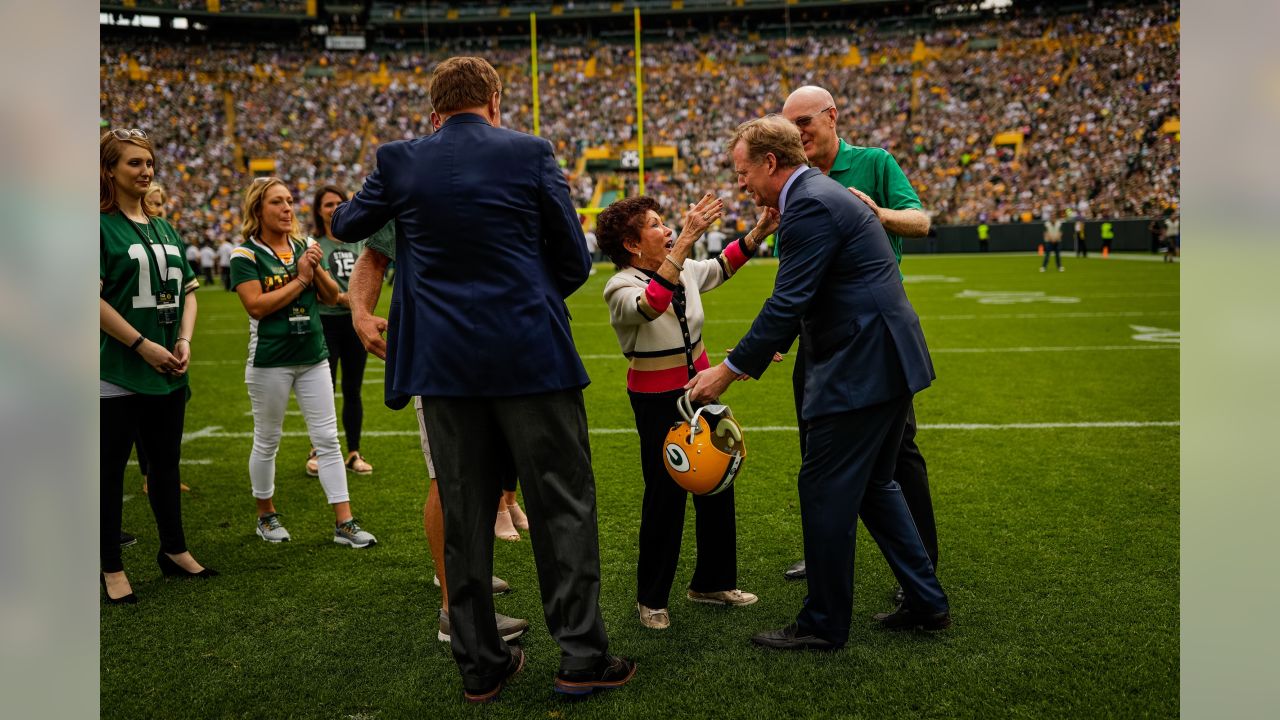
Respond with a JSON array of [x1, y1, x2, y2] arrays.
[[330, 57, 634, 702], [686, 116, 950, 650]]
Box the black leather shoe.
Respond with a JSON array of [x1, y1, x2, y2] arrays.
[[464, 646, 525, 703], [101, 574, 137, 605], [873, 606, 952, 632], [750, 623, 839, 651], [119, 531, 137, 549], [157, 552, 219, 579], [892, 585, 906, 605], [554, 655, 637, 696], [783, 559, 807, 581]]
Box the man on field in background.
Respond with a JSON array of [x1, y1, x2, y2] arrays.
[[778, 86, 940, 610]]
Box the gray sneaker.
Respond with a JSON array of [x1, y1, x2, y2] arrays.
[[438, 608, 529, 643], [256, 512, 291, 543], [334, 518, 377, 548], [433, 574, 511, 594]]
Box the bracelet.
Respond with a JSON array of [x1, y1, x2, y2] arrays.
[[129, 334, 145, 352], [176, 337, 191, 345], [663, 254, 684, 273], [297, 278, 311, 290]]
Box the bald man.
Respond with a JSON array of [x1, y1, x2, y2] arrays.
[[779, 86, 939, 608]]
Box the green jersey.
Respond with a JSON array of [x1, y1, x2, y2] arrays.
[[229, 237, 329, 368], [100, 211, 199, 395], [314, 235, 363, 316], [827, 139, 923, 269]]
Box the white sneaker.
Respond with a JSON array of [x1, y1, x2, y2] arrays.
[[438, 608, 529, 642], [334, 518, 377, 548], [256, 512, 291, 543], [1039, 266, 1046, 272], [1059, 266, 1065, 272], [433, 574, 511, 594]]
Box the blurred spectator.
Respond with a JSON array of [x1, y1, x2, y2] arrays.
[[100, 4, 1179, 244]]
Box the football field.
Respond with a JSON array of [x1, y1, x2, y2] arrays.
[[102, 252, 1179, 719]]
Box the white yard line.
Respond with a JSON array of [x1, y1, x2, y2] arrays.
[[128, 459, 213, 465], [181, 420, 1179, 442], [571, 309, 1178, 327], [575, 344, 1176, 360]]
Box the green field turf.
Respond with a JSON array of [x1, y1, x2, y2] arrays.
[[101, 252, 1179, 719]]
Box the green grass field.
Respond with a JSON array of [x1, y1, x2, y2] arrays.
[[101, 252, 1179, 719]]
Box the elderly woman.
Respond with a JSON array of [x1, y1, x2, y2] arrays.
[[600, 192, 778, 630]]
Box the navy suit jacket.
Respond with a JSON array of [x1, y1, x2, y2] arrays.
[[330, 114, 591, 408], [727, 168, 934, 421]]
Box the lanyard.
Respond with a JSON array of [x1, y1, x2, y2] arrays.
[[124, 216, 174, 294], [261, 237, 297, 281]]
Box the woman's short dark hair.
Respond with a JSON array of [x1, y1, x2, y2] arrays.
[[596, 196, 661, 269], [312, 185, 347, 237]]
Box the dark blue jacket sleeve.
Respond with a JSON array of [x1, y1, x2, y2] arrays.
[[536, 140, 591, 299], [727, 197, 842, 378], [331, 145, 394, 244]]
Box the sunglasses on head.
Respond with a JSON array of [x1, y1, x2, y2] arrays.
[[792, 107, 834, 129], [109, 128, 147, 140]]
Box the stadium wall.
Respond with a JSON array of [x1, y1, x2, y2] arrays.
[[908, 218, 1165, 254]]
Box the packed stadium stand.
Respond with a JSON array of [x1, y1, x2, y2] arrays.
[[100, 0, 1179, 246]]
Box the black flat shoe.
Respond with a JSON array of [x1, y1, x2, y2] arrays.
[[783, 559, 807, 581], [750, 623, 839, 651], [101, 574, 137, 605], [157, 552, 219, 579], [873, 606, 952, 632]]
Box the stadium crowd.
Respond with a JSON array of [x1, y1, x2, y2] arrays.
[[100, 3, 1178, 247]]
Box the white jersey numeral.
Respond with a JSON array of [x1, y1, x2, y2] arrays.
[[127, 243, 184, 308]]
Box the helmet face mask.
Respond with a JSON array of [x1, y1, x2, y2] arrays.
[[663, 393, 747, 496]]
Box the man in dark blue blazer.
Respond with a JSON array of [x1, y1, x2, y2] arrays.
[[330, 57, 634, 701], [687, 116, 951, 650]]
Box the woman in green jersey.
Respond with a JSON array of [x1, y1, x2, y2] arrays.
[[231, 178, 377, 549], [99, 129, 218, 604], [303, 185, 374, 478]]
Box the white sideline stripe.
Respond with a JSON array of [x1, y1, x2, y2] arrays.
[[575, 344, 1176, 360], [128, 459, 213, 465], [572, 309, 1178, 327], [931, 344, 1176, 354], [182, 420, 1179, 442], [206, 310, 1179, 335]]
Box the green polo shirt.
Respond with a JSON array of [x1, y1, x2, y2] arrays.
[[826, 139, 923, 268], [363, 220, 395, 260]]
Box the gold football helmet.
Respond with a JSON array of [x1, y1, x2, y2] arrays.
[[663, 392, 746, 496]]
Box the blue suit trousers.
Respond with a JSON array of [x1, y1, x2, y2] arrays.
[[796, 395, 948, 646]]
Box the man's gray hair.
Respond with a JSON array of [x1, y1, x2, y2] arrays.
[[728, 115, 808, 168]]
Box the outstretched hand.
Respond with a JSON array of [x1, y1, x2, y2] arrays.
[[680, 193, 725, 240]]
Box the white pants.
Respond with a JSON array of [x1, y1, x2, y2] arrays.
[[413, 396, 436, 479], [246, 361, 349, 504]]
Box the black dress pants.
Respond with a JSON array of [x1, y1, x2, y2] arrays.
[[321, 313, 367, 452], [422, 389, 609, 692], [793, 351, 939, 567], [629, 389, 738, 609], [100, 388, 188, 573]]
